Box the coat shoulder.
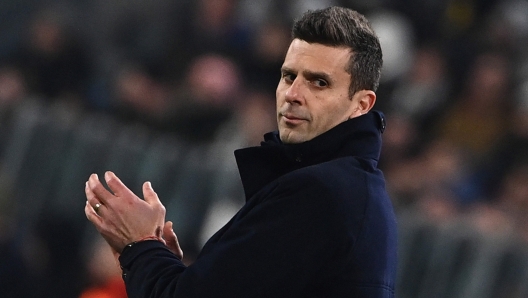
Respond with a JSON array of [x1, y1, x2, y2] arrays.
[[279, 156, 370, 198]]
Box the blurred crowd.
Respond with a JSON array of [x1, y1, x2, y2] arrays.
[[0, 0, 528, 297]]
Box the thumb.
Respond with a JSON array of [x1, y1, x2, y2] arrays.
[[163, 221, 183, 260]]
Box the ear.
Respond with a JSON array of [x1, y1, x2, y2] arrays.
[[349, 90, 376, 118]]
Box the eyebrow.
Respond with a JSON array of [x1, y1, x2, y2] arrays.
[[281, 67, 332, 84]]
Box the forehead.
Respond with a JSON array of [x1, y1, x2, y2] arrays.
[[283, 39, 352, 74]]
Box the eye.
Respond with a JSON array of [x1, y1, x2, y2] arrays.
[[312, 79, 328, 88], [282, 72, 296, 83]]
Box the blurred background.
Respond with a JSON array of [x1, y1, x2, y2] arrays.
[[0, 0, 528, 297]]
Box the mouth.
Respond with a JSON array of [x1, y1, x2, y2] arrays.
[[280, 113, 307, 125]]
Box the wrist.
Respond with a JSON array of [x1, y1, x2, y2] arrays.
[[121, 236, 164, 254]]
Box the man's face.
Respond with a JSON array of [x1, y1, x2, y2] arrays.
[[276, 39, 361, 144]]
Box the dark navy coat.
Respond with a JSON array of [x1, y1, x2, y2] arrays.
[[119, 111, 398, 297]]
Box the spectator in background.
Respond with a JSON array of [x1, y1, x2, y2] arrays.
[[242, 20, 291, 93], [434, 51, 514, 163], [172, 0, 252, 71], [169, 54, 243, 143], [0, 66, 27, 107], [0, 65, 28, 148], [7, 8, 93, 106], [378, 114, 420, 208], [494, 165, 528, 241], [385, 138, 476, 216], [388, 44, 451, 143], [110, 64, 175, 133], [466, 163, 528, 241]]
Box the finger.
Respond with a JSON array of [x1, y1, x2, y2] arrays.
[[85, 181, 106, 215], [88, 173, 115, 205], [104, 171, 136, 198], [163, 221, 183, 259], [143, 181, 162, 205], [163, 221, 175, 242], [144, 182, 166, 229], [85, 200, 104, 226]]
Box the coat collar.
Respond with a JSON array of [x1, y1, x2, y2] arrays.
[[234, 110, 386, 199]]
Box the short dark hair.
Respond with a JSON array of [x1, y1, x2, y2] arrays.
[[292, 6, 383, 95]]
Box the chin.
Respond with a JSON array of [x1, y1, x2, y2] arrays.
[[279, 131, 309, 144]]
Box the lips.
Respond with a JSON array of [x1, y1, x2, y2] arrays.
[[282, 113, 304, 121], [280, 112, 308, 126]]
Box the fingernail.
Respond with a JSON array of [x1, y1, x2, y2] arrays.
[[147, 181, 152, 189], [87, 178, 94, 188], [105, 171, 111, 181]]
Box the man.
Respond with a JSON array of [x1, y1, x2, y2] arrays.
[[85, 6, 397, 297]]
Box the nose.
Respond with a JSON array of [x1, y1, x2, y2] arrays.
[[284, 78, 303, 105]]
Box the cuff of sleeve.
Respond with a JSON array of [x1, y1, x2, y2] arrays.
[[119, 240, 173, 270]]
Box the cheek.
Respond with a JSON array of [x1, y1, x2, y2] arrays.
[[317, 101, 350, 127], [275, 85, 285, 108]]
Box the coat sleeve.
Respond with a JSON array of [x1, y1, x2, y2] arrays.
[[119, 172, 359, 298]]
